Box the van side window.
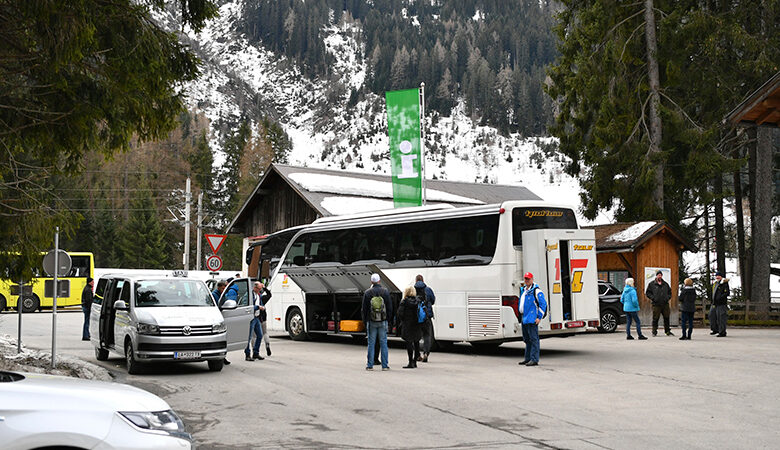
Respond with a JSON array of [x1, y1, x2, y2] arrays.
[[93, 279, 106, 305], [119, 281, 131, 303], [224, 280, 249, 306]]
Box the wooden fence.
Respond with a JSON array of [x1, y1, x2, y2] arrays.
[[694, 301, 780, 324]]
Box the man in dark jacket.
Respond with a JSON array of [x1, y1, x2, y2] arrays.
[[362, 273, 392, 370], [414, 274, 435, 362], [710, 272, 730, 337], [81, 278, 94, 341], [645, 270, 674, 336]]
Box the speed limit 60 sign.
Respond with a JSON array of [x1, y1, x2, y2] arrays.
[[206, 255, 223, 272]]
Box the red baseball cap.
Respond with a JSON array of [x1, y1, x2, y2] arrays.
[[523, 272, 534, 279]]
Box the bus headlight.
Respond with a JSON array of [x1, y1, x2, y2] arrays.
[[212, 322, 227, 333], [137, 323, 160, 335]]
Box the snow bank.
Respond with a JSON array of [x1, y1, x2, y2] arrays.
[[320, 196, 396, 215], [0, 335, 112, 381]]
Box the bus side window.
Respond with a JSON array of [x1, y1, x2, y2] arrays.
[[283, 241, 305, 267], [68, 256, 91, 277]]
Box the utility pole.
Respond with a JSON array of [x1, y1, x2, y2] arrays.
[[196, 192, 203, 271], [183, 177, 191, 270]]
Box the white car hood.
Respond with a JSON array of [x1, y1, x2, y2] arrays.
[[0, 372, 170, 412], [134, 306, 223, 326]]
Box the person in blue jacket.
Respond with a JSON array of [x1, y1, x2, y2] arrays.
[[621, 278, 647, 340], [518, 272, 547, 366]]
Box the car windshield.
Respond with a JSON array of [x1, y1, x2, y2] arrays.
[[134, 280, 215, 307]]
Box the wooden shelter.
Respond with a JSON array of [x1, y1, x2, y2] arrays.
[[586, 221, 697, 324]]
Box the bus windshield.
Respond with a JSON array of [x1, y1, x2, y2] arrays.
[[134, 280, 214, 307], [512, 207, 578, 246]]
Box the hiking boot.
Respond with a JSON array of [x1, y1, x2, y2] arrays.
[[223, 358, 231, 365], [253, 354, 264, 360], [679, 336, 687, 340], [403, 363, 415, 369], [245, 355, 253, 361], [366, 366, 373, 371], [422, 353, 429, 363], [519, 360, 530, 365], [717, 333, 727, 337], [266, 345, 271, 356], [710, 331, 718, 335], [638, 335, 648, 340], [652, 331, 658, 336], [381, 367, 390, 371], [666, 331, 675, 336], [627, 335, 635, 340], [525, 361, 538, 366]]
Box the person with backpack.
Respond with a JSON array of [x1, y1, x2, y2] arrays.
[[518, 272, 547, 366], [397, 286, 423, 369], [414, 274, 435, 363], [362, 273, 392, 370]]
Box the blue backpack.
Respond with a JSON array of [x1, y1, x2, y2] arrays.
[[417, 299, 426, 323]]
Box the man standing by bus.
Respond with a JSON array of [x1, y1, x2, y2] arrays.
[[362, 273, 392, 371], [81, 277, 94, 341], [519, 272, 546, 366]]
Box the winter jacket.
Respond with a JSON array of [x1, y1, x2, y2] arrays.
[[645, 279, 672, 306], [519, 283, 547, 324], [620, 286, 640, 312], [81, 284, 93, 308], [361, 283, 392, 323], [414, 281, 435, 319], [396, 295, 423, 342], [254, 287, 272, 321], [678, 286, 697, 313], [713, 279, 730, 306]]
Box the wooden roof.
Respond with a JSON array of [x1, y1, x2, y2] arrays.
[[724, 71, 780, 127], [227, 163, 541, 233], [584, 221, 697, 253]]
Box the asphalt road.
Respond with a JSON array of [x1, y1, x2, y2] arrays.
[[2, 310, 779, 449]]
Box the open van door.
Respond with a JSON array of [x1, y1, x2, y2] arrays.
[[220, 278, 253, 351]]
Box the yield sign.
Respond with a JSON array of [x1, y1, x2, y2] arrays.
[[205, 234, 227, 254]]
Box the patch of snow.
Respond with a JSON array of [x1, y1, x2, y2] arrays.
[[320, 196, 396, 215], [607, 221, 657, 243], [0, 335, 112, 381], [288, 172, 484, 205], [473, 9, 484, 21]]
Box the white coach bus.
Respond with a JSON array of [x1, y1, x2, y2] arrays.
[[235, 201, 600, 348]]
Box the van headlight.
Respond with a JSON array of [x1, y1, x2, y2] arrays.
[[212, 322, 227, 333], [137, 323, 160, 335], [120, 410, 190, 440]]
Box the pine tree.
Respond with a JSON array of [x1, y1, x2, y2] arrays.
[[117, 186, 170, 269]]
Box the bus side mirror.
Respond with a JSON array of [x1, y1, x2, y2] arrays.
[[113, 300, 128, 311], [220, 299, 237, 310]]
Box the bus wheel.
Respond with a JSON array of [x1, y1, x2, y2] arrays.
[[21, 295, 39, 313], [0, 294, 6, 312], [125, 340, 143, 375], [286, 308, 307, 341], [95, 346, 109, 361]]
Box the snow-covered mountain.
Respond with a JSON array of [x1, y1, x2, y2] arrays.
[[156, 1, 610, 224]]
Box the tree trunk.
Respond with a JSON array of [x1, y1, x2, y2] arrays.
[[746, 127, 756, 302], [704, 203, 712, 303], [643, 0, 664, 212], [732, 146, 747, 298], [751, 127, 773, 319], [714, 173, 726, 274]]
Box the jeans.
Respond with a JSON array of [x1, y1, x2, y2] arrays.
[[82, 305, 91, 339], [521, 323, 540, 363], [245, 317, 263, 357], [421, 319, 433, 353], [366, 321, 389, 368], [652, 303, 671, 333], [681, 311, 694, 337], [625, 311, 642, 337]]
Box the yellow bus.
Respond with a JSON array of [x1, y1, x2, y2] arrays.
[[0, 252, 95, 313]]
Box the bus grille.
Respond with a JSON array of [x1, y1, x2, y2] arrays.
[[159, 325, 214, 336], [467, 295, 501, 337]]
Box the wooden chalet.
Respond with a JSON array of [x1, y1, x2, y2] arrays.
[[586, 221, 697, 324]]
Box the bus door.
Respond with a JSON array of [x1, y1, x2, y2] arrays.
[[544, 238, 563, 324], [565, 236, 600, 322]]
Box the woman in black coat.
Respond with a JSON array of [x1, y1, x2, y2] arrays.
[[397, 286, 423, 368], [678, 277, 697, 340]]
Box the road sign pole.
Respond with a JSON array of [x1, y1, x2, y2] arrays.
[[52, 227, 58, 368], [196, 192, 203, 271], [17, 278, 22, 354]]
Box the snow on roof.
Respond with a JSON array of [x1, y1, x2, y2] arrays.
[[289, 172, 485, 205], [606, 221, 658, 243], [320, 196, 396, 216]]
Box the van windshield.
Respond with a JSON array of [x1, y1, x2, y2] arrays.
[[134, 280, 215, 307]]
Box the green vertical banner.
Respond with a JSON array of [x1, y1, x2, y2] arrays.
[[385, 88, 422, 207]]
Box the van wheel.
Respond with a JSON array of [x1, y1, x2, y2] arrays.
[[598, 310, 619, 333], [125, 340, 143, 375], [207, 359, 224, 372], [21, 295, 39, 313], [95, 346, 109, 361], [286, 308, 307, 341]]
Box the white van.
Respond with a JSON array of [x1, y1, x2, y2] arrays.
[[89, 274, 251, 374]]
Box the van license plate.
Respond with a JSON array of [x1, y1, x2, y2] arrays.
[[174, 351, 201, 359]]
